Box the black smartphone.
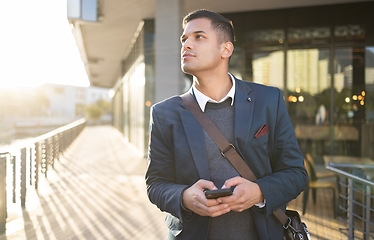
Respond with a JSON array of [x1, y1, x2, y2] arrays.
[[205, 188, 233, 199]]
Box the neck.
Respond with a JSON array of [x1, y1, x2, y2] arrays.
[[194, 73, 232, 101]]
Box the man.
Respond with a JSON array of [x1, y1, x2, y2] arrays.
[[146, 9, 307, 240]]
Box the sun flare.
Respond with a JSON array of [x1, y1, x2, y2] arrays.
[[0, 0, 89, 89]]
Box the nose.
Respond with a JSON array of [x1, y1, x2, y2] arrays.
[[182, 38, 192, 51]]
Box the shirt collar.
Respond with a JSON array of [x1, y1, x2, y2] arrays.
[[192, 73, 235, 112]]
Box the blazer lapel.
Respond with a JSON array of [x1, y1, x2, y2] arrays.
[[179, 94, 210, 180], [234, 79, 254, 146]]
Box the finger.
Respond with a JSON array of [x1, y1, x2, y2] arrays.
[[196, 179, 217, 190], [198, 189, 222, 206], [226, 203, 249, 213], [216, 195, 237, 204], [204, 204, 231, 217], [223, 176, 243, 188]]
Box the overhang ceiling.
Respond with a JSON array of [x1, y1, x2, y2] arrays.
[[68, 0, 367, 89]]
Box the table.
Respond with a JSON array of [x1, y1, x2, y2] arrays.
[[324, 155, 374, 173]]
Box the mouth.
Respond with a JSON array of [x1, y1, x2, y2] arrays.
[[182, 52, 195, 59]]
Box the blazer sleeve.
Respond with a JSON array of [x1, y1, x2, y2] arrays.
[[145, 105, 189, 221], [254, 88, 308, 216]]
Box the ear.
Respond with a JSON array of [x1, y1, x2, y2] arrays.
[[221, 42, 234, 59]]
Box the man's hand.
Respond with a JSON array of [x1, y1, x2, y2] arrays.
[[182, 179, 231, 217], [218, 176, 264, 212]]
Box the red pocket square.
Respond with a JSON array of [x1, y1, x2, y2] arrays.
[[254, 124, 269, 138]]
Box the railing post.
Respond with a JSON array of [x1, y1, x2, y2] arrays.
[[363, 184, 371, 240], [53, 134, 59, 163], [0, 155, 7, 234], [59, 132, 64, 155], [29, 147, 33, 186], [35, 142, 40, 190], [41, 140, 48, 178], [48, 137, 54, 169], [348, 178, 354, 239], [20, 148, 27, 208], [12, 156, 16, 203]]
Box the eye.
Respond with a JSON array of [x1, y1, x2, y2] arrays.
[[196, 34, 203, 39]]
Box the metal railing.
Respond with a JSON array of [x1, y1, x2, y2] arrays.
[[0, 118, 86, 234], [327, 163, 374, 240]]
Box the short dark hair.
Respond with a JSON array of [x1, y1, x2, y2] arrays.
[[183, 9, 235, 44]]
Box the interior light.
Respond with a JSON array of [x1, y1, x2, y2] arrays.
[[362, 91, 366, 96], [298, 96, 304, 102], [296, 88, 301, 93], [352, 95, 357, 101], [360, 100, 364, 105], [345, 97, 350, 103]]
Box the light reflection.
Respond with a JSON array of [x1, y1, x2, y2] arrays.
[[288, 95, 299, 103]]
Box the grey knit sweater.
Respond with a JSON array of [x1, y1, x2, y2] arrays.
[[204, 99, 259, 240]]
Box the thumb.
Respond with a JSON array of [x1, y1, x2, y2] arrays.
[[196, 179, 217, 190], [223, 176, 243, 188]]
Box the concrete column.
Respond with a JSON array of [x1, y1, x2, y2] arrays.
[[155, 0, 184, 103]]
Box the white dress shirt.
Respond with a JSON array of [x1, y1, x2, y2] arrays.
[[192, 73, 235, 112]]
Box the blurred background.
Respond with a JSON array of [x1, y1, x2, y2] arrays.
[[1, 0, 373, 161], [64, 0, 374, 161], [0, 0, 111, 146], [0, 0, 373, 239]]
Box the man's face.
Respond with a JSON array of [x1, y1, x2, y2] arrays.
[[180, 18, 224, 75]]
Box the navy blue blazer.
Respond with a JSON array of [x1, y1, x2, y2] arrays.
[[146, 77, 308, 240]]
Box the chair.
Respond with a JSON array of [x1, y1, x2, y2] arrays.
[[305, 153, 339, 203], [306, 153, 337, 180], [303, 156, 337, 218]]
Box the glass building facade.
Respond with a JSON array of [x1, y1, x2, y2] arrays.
[[225, 2, 374, 163], [113, 20, 154, 155], [114, 2, 374, 160]]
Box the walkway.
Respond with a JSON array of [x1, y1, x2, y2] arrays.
[[1, 126, 167, 239], [1, 125, 349, 239]]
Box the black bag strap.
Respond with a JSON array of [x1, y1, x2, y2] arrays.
[[181, 92, 289, 227]]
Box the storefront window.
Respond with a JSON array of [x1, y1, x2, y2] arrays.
[[252, 51, 284, 89], [286, 49, 330, 156], [365, 47, 374, 123], [362, 47, 374, 158], [332, 48, 361, 156], [226, 2, 374, 159]]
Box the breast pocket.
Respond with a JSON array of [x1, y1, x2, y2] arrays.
[[244, 132, 269, 164], [248, 132, 269, 146]]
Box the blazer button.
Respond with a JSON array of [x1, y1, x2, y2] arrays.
[[247, 98, 252, 102]]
